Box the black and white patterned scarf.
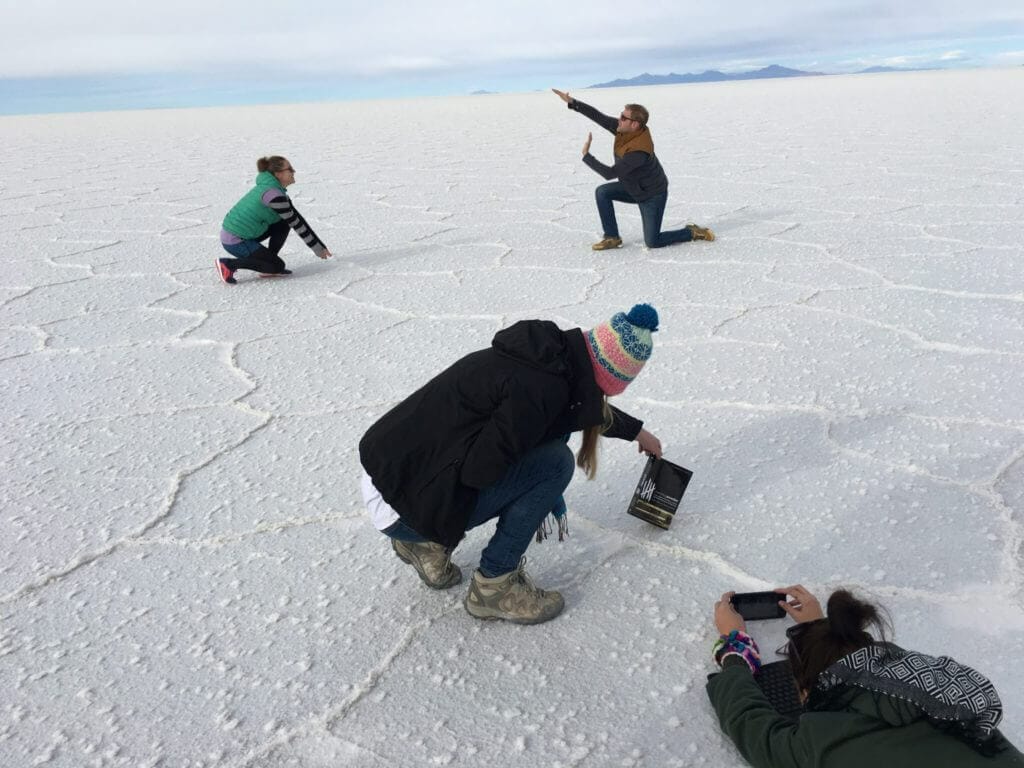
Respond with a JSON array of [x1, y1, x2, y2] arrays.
[[816, 643, 1003, 744]]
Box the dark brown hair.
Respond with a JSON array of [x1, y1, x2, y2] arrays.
[[789, 589, 891, 694], [256, 156, 290, 173], [624, 104, 649, 127]]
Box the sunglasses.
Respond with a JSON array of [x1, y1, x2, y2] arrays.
[[618, 113, 637, 122], [776, 619, 825, 664]]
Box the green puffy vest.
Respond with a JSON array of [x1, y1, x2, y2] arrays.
[[222, 171, 287, 239]]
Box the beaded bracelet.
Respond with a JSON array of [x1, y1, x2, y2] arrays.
[[712, 630, 762, 673]]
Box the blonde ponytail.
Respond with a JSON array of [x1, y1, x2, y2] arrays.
[[576, 398, 613, 479]]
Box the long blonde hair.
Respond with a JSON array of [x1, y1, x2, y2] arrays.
[[576, 398, 613, 479]]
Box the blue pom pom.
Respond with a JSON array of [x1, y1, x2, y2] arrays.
[[625, 303, 659, 332]]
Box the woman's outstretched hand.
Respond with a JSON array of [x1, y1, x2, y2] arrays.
[[320, 249, 333, 260], [715, 591, 747, 635], [582, 132, 592, 157], [551, 88, 573, 104], [775, 584, 825, 623], [635, 428, 662, 459]]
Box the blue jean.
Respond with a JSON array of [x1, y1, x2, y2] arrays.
[[222, 239, 263, 258], [595, 182, 693, 248], [220, 220, 289, 273], [382, 439, 575, 577]]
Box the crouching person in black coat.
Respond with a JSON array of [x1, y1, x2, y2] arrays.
[[359, 304, 663, 624]]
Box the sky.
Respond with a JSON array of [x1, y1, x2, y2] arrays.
[[2, 1, 1024, 114], [2, 69, 1023, 766]]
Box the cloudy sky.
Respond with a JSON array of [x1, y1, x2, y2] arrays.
[[3, 1, 1024, 112]]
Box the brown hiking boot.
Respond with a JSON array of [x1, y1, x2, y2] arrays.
[[591, 236, 623, 251], [464, 559, 564, 624], [392, 539, 462, 589], [687, 224, 715, 241]]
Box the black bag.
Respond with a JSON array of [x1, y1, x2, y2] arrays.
[[626, 456, 693, 529]]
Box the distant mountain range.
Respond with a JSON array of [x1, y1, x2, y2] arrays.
[[589, 64, 922, 88]]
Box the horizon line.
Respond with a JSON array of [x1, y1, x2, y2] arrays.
[[1, 61, 1019, 119]]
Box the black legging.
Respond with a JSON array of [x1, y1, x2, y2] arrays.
[[221, 220, 290, 274]]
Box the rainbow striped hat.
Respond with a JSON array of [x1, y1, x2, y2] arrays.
[[585, 303, 659, 395]]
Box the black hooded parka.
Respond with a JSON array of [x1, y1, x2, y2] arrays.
[[359, 320, 643, 547]]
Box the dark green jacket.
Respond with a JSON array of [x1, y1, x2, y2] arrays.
[[222, 171, 287, 239], [707, 660, 1024, 768]]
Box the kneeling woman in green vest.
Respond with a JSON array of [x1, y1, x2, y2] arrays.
[[707, 585, 1024, 767], [217, 156, 332, 284]]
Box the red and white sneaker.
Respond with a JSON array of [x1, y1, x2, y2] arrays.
[[216, 259, 237, 284]]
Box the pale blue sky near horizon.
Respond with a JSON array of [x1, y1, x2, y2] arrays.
[[2, 1, 1023, 115]]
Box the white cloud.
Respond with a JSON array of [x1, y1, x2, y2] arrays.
[[717, 58, 772, 73], [994, 49, 1024, 61], [838, 45, 984, 72], [1, 1, 1023, 79], [360, 56, 452, 75]]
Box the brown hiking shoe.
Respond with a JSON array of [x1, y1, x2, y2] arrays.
[[591, 236, 623, 251], [464, 559, 564, 624], [687, 224, 715, 241], [392, 539, 462, 589]]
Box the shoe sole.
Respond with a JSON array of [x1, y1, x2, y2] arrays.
[[463, 598, 563, 624], [258, 273, 291, 278], [393, 544, 462, 590], [215, 259, 236, 284]]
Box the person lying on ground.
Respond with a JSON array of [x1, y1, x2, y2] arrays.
[[707, 584, 1024, 767]]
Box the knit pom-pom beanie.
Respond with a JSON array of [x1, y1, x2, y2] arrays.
[[585, 303, 659, 395]]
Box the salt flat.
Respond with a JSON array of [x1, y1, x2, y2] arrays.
[[1, 68, 1022, 767]]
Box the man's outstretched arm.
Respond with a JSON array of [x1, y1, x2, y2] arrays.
[[552, 88, 617, 134]]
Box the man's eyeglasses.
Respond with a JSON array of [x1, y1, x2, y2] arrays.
[[618, 113, 637, 123]]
